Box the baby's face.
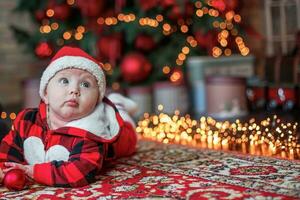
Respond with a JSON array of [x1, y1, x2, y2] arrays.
[[44, 68, 99, 121]]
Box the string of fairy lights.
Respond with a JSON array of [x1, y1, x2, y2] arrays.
[[38, 0, 249, 85], [137, 106, 300, 159]]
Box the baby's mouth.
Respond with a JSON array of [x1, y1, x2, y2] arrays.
[[65, 99, 79, 107]]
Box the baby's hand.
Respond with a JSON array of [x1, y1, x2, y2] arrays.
[[4, 162, 33, 180]]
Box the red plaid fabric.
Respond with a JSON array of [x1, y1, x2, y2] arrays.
[[0, 97, 137, 187]]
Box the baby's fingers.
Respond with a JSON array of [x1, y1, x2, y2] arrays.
[[4, 162, 24, 171], [4, 162, 18, 168], [3, 167, 14, 173]]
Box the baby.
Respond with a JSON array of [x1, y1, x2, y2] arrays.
[[0, 46, 138, 187]]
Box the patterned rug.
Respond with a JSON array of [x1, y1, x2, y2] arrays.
[[0, 139, 299, 200]]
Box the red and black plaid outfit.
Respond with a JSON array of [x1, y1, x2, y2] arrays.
[[0, 97, 137, 187]]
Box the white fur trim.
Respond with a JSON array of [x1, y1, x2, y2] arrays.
[[24, 136, 46, 165], [108, 93, 138, 115], [108, 93, 137, 127], [24, 137, 71, 164], [66, 102, 120, 140], [39, 55, 106, 101], [118, 110, 136, 128], [104, 104, 120, 136], [45, 145, 70, 162]]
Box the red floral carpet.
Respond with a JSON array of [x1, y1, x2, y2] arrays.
[[0, 140, 299, 199]]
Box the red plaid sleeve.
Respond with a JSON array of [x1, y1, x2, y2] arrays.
[[33, 138, 104, 187], [0, 110, 28, 166], [112, 122, 137, 158]]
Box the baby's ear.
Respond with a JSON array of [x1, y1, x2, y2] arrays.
[[97, 95, 102, 104], [43, 92, 49, 105]]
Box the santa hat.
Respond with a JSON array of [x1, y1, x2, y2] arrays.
[[39, 46, 106, 101]]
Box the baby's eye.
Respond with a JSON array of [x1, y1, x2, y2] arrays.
[[59, 78, 69, 84], [80, 81, 90, 88]]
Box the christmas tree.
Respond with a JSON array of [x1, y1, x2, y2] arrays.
[[11, 0, 248, 89]]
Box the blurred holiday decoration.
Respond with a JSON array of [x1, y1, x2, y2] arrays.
[[246, 83, 267, 111], [153, 81, 189, 115], [11, 0, 250, 88], [35, 42, 53, 58], [267, 85, 296, 111], [205, 76, 248, 119], [127, 85, 152, 119], [120, 53, 152, 83], [187, 55, 254, 117]]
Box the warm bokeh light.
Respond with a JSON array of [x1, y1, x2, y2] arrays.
[[176, 59, 184, 65], [170, 71, 182, 83], [105, 18, 114, 25], [196, 9, 204, 17], [234, 14, 242, 23], [182, 46, 190, 54], [1, 112, 7, 119], [137, 113, 300, 160], [156, 14, 164, 22], [224, 48, 232, 56], [180, 25, 188, 33], [163, 66, 171, 74], [63, 31, 72, 40], [46, 9, 54, 17], [213, 21, 220, 28], [77, 26, 85, 33], [51, 23, 59, 30], [74, 32, 83, 40], [212, 46, 222, 57], [97, 17, 105, 25], [9, 113, 16, 120], [220, 22, 226, 29], [163, 23, 171, 32], [112, 82, 120, 90], [202, 7, 209, 14], [178, 53, 186, 60], [195, 1, 202, 8], [225, 11, 235, 21], [42, 25, 51, 33], [103, 63, 112, 71], [66, 0, 74, 5]]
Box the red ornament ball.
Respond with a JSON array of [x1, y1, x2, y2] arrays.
[[160, 0, 176, 8], [35, 10, 46, 22], [120, 53, 152, 83], [211, 0, 226, 12], [224, 0, 239, 11], [35, 42, 53, 58], [135, 34, 156, 52], [168, 5, 183, 20], [52, 4, 71, 20], [97, 35, 122, 61], [3, 169, 26, 191], [76, 0, 104, 17], [210, 0, 239, 12], [138, 0, 159, 11]]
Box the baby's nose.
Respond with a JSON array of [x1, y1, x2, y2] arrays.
[[70, 87, 80, 96]]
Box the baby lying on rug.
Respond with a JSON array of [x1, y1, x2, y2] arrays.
[[0, 46, 138, 188]]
